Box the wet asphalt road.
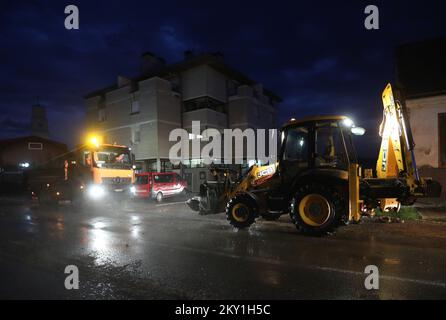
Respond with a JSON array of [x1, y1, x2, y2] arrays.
[[0, 196, 445, 300]]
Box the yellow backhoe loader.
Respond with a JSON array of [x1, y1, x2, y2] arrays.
[[186, 83, 441, 235]]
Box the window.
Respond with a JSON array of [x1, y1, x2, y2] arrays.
[[147, 160, 158, 172], [154, 174, 173, 183], [83, 151, 92, 166], [131, 101, 140, 114], [135, 175, 148, 185], [94, 146, 131, 168], [98, 109, 106, 122], [182, 159, 205, 168], [28, 142, 43, 150], [315, 122, 347, 169], [183, 96, 226, 113], [133, 127, 140, 144], [161, 159, 180, 171], [283, 127, 308, 164]]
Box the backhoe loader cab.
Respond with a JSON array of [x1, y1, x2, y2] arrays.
[[187, 83, 441, 236], [278, 116, 358, 185], [248, 116, 363, 235]]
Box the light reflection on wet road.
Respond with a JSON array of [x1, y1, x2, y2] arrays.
[[0, 197, 446, 299]]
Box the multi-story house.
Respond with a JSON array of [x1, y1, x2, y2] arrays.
[[85, 51, 281, 191]]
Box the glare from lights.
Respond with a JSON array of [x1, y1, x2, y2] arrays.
[[88, 185, 106, 199], [130, 186, 136, 194], [131, 226, 140, 238], [351, 127, 366, 136], [87, 135, 102, 148], [93, 221, 106, 229], [342, 118, 354, 127]]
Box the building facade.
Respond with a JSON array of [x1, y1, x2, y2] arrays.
[[85, 52, 281, 191], [396, 38, 446, 196], [0, 135, 68, 193]]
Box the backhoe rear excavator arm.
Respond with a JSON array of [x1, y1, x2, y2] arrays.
[[376, 84, 420, 192], [373, 83, 440, 201]]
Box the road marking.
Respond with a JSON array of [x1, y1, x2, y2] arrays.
[[314, 266, 446, 289], [155, 201, 186, 207], [141, 239, 446, 289]]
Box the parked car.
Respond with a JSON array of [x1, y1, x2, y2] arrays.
[[133, 172, 187, 202]]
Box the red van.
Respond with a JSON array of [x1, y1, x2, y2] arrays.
[[133, 172, 187, 202]]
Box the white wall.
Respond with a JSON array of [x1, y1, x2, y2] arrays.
[[181, 65, 227, 102], [407, 94, 446, 168]]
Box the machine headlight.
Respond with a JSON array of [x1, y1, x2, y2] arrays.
[[351, 126, 366, 136], [88, 185, 106, 199], [342, 117, 354, 127], [130, 186, 136, 194]]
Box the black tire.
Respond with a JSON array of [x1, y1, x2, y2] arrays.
[[226, 194, 258, 228], [291, 183, 346, 236]]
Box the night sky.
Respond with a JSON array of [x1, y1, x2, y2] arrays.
[[1, 0, 445, 157]]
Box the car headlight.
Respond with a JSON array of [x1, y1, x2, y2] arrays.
[[88, 185, 106, 199], [130, 186, 136, 194]]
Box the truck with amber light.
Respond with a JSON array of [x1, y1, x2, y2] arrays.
[[29, 135, 135, 206], [187, 84, 441, 235]]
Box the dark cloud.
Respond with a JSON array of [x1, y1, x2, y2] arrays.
[[0, 0, 445, 157], [0, 116, 30, 137]]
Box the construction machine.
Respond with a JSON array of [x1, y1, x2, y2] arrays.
[[186, 83, 441, 235]]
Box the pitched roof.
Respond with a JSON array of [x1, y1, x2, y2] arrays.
[[0, 135, 67, 150], [84, 53, 282, 102]]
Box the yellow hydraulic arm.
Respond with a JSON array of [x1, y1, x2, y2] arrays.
[[376, 83, 421, 194]]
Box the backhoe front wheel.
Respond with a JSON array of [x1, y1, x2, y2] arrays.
[[291, 184, 345, 236], [226, 195, 258, 229]]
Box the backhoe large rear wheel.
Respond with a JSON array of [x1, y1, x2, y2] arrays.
[[291, 183, 345, 236], [226, 194, 258, 229]]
